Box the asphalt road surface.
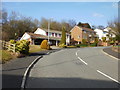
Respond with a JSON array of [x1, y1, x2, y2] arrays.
[[26, 47, 119, 88]]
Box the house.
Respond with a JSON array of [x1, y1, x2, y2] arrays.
[[20, 28, 70, 46], [94, 27, 115, 41], [70, 25, 96, 45]]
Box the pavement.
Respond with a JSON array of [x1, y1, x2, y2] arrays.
[[2, 49, 61, 89], [103, 47, 120, 59], [26, 47, 119, 88]]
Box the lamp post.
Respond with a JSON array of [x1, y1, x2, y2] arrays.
[[48, 19, 50, 45], [48, 18, 53, 45]]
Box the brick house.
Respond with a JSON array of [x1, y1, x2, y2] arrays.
[[70, 25, 96, 45]]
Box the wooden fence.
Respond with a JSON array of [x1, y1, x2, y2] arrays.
[[0, 40, 16, 52]]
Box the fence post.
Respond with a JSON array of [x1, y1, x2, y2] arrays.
[[13, 44, 15, 53]]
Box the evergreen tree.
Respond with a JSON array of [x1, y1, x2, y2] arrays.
[[60, 26, 66, 45]]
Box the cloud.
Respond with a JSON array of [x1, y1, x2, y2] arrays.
[[92, 13, 105, 18]]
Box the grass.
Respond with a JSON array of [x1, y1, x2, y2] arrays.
[[67, 46, 77, 48], [0, 50, 15, 64], [29, 45, 46, 53], [0, 45, 46, 64], [112, 45, 120, 53]]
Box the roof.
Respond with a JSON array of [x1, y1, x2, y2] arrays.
[[81, 27, 95, 32], [70, 26, 95, 33], [26, 32, 61, 41]]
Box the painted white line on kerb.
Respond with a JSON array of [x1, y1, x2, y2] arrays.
[[47, 52, 50, 54], [21, 56, 42, 89], [78, 57, 88, 65], [97, 70, 120, 84], [102, 50, 119, 60]]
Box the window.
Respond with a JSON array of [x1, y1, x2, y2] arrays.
[[55, 33, 57, 37], [78, 35, 80, 39], [52, 33, 54, 37], [46, 32, 48, 36], [59, 34, 61, 37]]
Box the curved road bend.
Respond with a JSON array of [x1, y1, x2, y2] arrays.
[[26, 47, 119, 88]]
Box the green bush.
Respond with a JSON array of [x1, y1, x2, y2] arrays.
[[94, 38, 99, 45], [9, 40, 30, 54], [110, 41, 114, 45], [102, 37, 106, 42], [40, 40, 51, 50], [75, 44, 88, 47], [9, 40, 16, 44], [59, 43, 67, 48], [90, 43, 97, 47], [82, 39, 87, 44]]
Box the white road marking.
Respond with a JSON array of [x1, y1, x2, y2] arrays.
[[76, 52, 77, 56], [78, 57, 88, 65], [21, 56, 42, 89], [97, 70, 120, 84], [76, 49, 119, 84], [102, 50, 119, 60], [47, 52, 50, 54]]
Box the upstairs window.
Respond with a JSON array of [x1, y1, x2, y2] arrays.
[[52, 33, 54, 37], [46, 32, 48, 36], [59, 34, 61, 37], [55, 33, 57, 37]]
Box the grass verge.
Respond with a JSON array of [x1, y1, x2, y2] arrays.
[[0, 50, 15, 64], [29, 45, 46, 53]]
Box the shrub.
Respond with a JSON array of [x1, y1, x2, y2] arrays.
[[94, 38, 99, 46], [9, 40, 30, 54], [40, 40, 51, 50], [16, 40, 30, 54], [102, 37, 106, 42], [90, 43, 97, 47], [59, 43, 67, 48], [75, 44, 88, 47], [82, 39, 87, 44], [60, 26, 66, 45], [110, 40, 114, 45], [9, 40, 16, 44]]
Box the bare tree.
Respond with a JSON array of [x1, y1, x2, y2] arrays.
[[108, 18, 120, 42]]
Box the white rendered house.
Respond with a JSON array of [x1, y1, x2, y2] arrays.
[[94, 27, 116, 41], [20, 28, 71, 46]]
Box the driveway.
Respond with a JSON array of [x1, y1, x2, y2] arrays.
[[26, 47, 119, 88]]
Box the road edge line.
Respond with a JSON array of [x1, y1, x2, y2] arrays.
[[102, 49, 119, 60], [21, 55, 43, 89]]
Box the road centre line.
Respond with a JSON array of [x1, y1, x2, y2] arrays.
[[76, 50, 88, 65], [76, 49, 119, 84], [78, 57, 88, 65], [97, 70, 120, 84], [76, 52, 77, 56]]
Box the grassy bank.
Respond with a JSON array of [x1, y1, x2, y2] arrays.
[[1, 45, 46, 64], [0, 50, 15, 64], [29, 45, 46, 53]]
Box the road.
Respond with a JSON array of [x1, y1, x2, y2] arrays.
[[2, 49, 60, 88], [26, 47, 119, 88]]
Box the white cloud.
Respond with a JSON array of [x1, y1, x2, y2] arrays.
[[93, 13, 105, 18]]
